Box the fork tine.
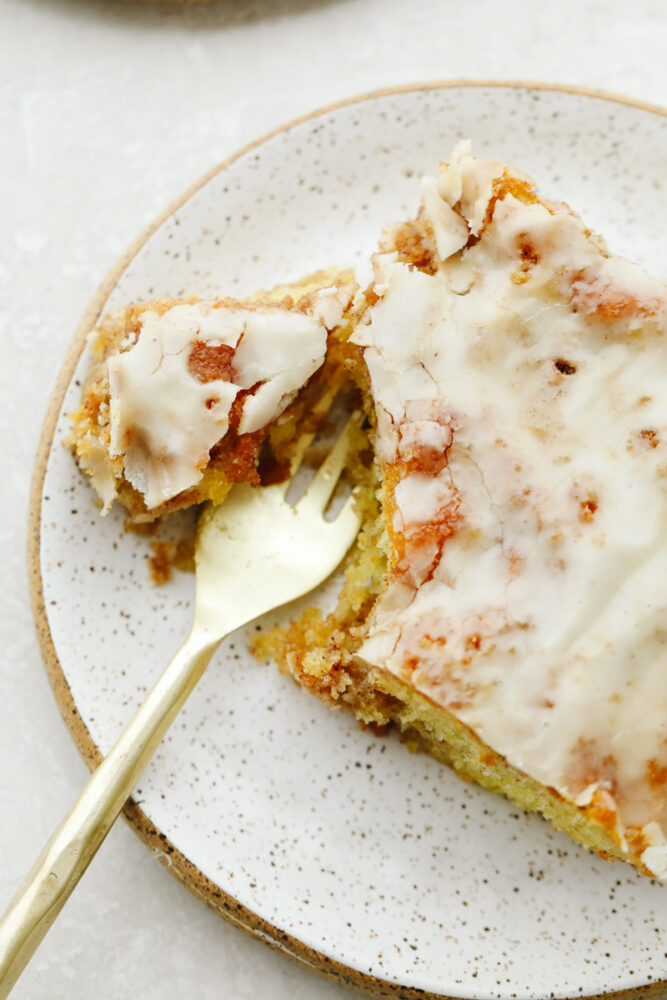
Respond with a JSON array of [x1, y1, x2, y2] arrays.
[[279, 370, 345, 494], [329, 488, 362, 538], [297, 411, 363, 513]]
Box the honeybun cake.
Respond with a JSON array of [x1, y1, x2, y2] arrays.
[[70, 142, 667, 883]]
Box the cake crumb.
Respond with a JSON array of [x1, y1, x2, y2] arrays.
[[148, 539, 196, 585]]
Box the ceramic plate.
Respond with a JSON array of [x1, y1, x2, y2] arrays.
[[30, 83, 667, 1000]]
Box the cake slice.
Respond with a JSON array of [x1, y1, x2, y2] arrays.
[[261, 143, 667, 881]]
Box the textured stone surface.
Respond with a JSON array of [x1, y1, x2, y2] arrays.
[[1, 2, 666, 998]]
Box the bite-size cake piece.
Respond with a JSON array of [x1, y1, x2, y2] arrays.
[[70, 271, 357, 521], [263, 143, 667, 881]]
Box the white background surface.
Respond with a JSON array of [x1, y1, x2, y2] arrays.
[[1, 2, 666, 998]]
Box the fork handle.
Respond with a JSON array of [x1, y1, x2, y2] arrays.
[[0, 627, 218, 999]]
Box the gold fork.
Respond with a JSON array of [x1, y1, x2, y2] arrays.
[[0, 414, 362, 998]]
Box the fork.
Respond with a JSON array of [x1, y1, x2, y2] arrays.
[[0, 413, 362, 998]]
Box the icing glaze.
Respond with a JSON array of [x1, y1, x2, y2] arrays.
[[105, 290, 352, 509], [353, 144, 667, 872]]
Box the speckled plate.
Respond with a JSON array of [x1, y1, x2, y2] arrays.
[[30, 83, 667, 1000]]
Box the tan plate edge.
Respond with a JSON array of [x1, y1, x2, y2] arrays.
[[27, 80, 667, 1000]]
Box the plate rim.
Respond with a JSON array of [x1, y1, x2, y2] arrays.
[[27, 79, 667, 1000]]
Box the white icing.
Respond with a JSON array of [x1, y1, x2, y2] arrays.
[[312, 284, 354, 330], [421, 176, 468, 259], [434, 140, 532, 238], [78, 433, 117, 513], [397, 412, 452, 457], [233, 310, 327, 434], [108, 300, 330, 508], [641, 822, 667, 879], [353, 151, 667, 868], [394, 473, 454, 531], [108, 304, 240, 509]]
